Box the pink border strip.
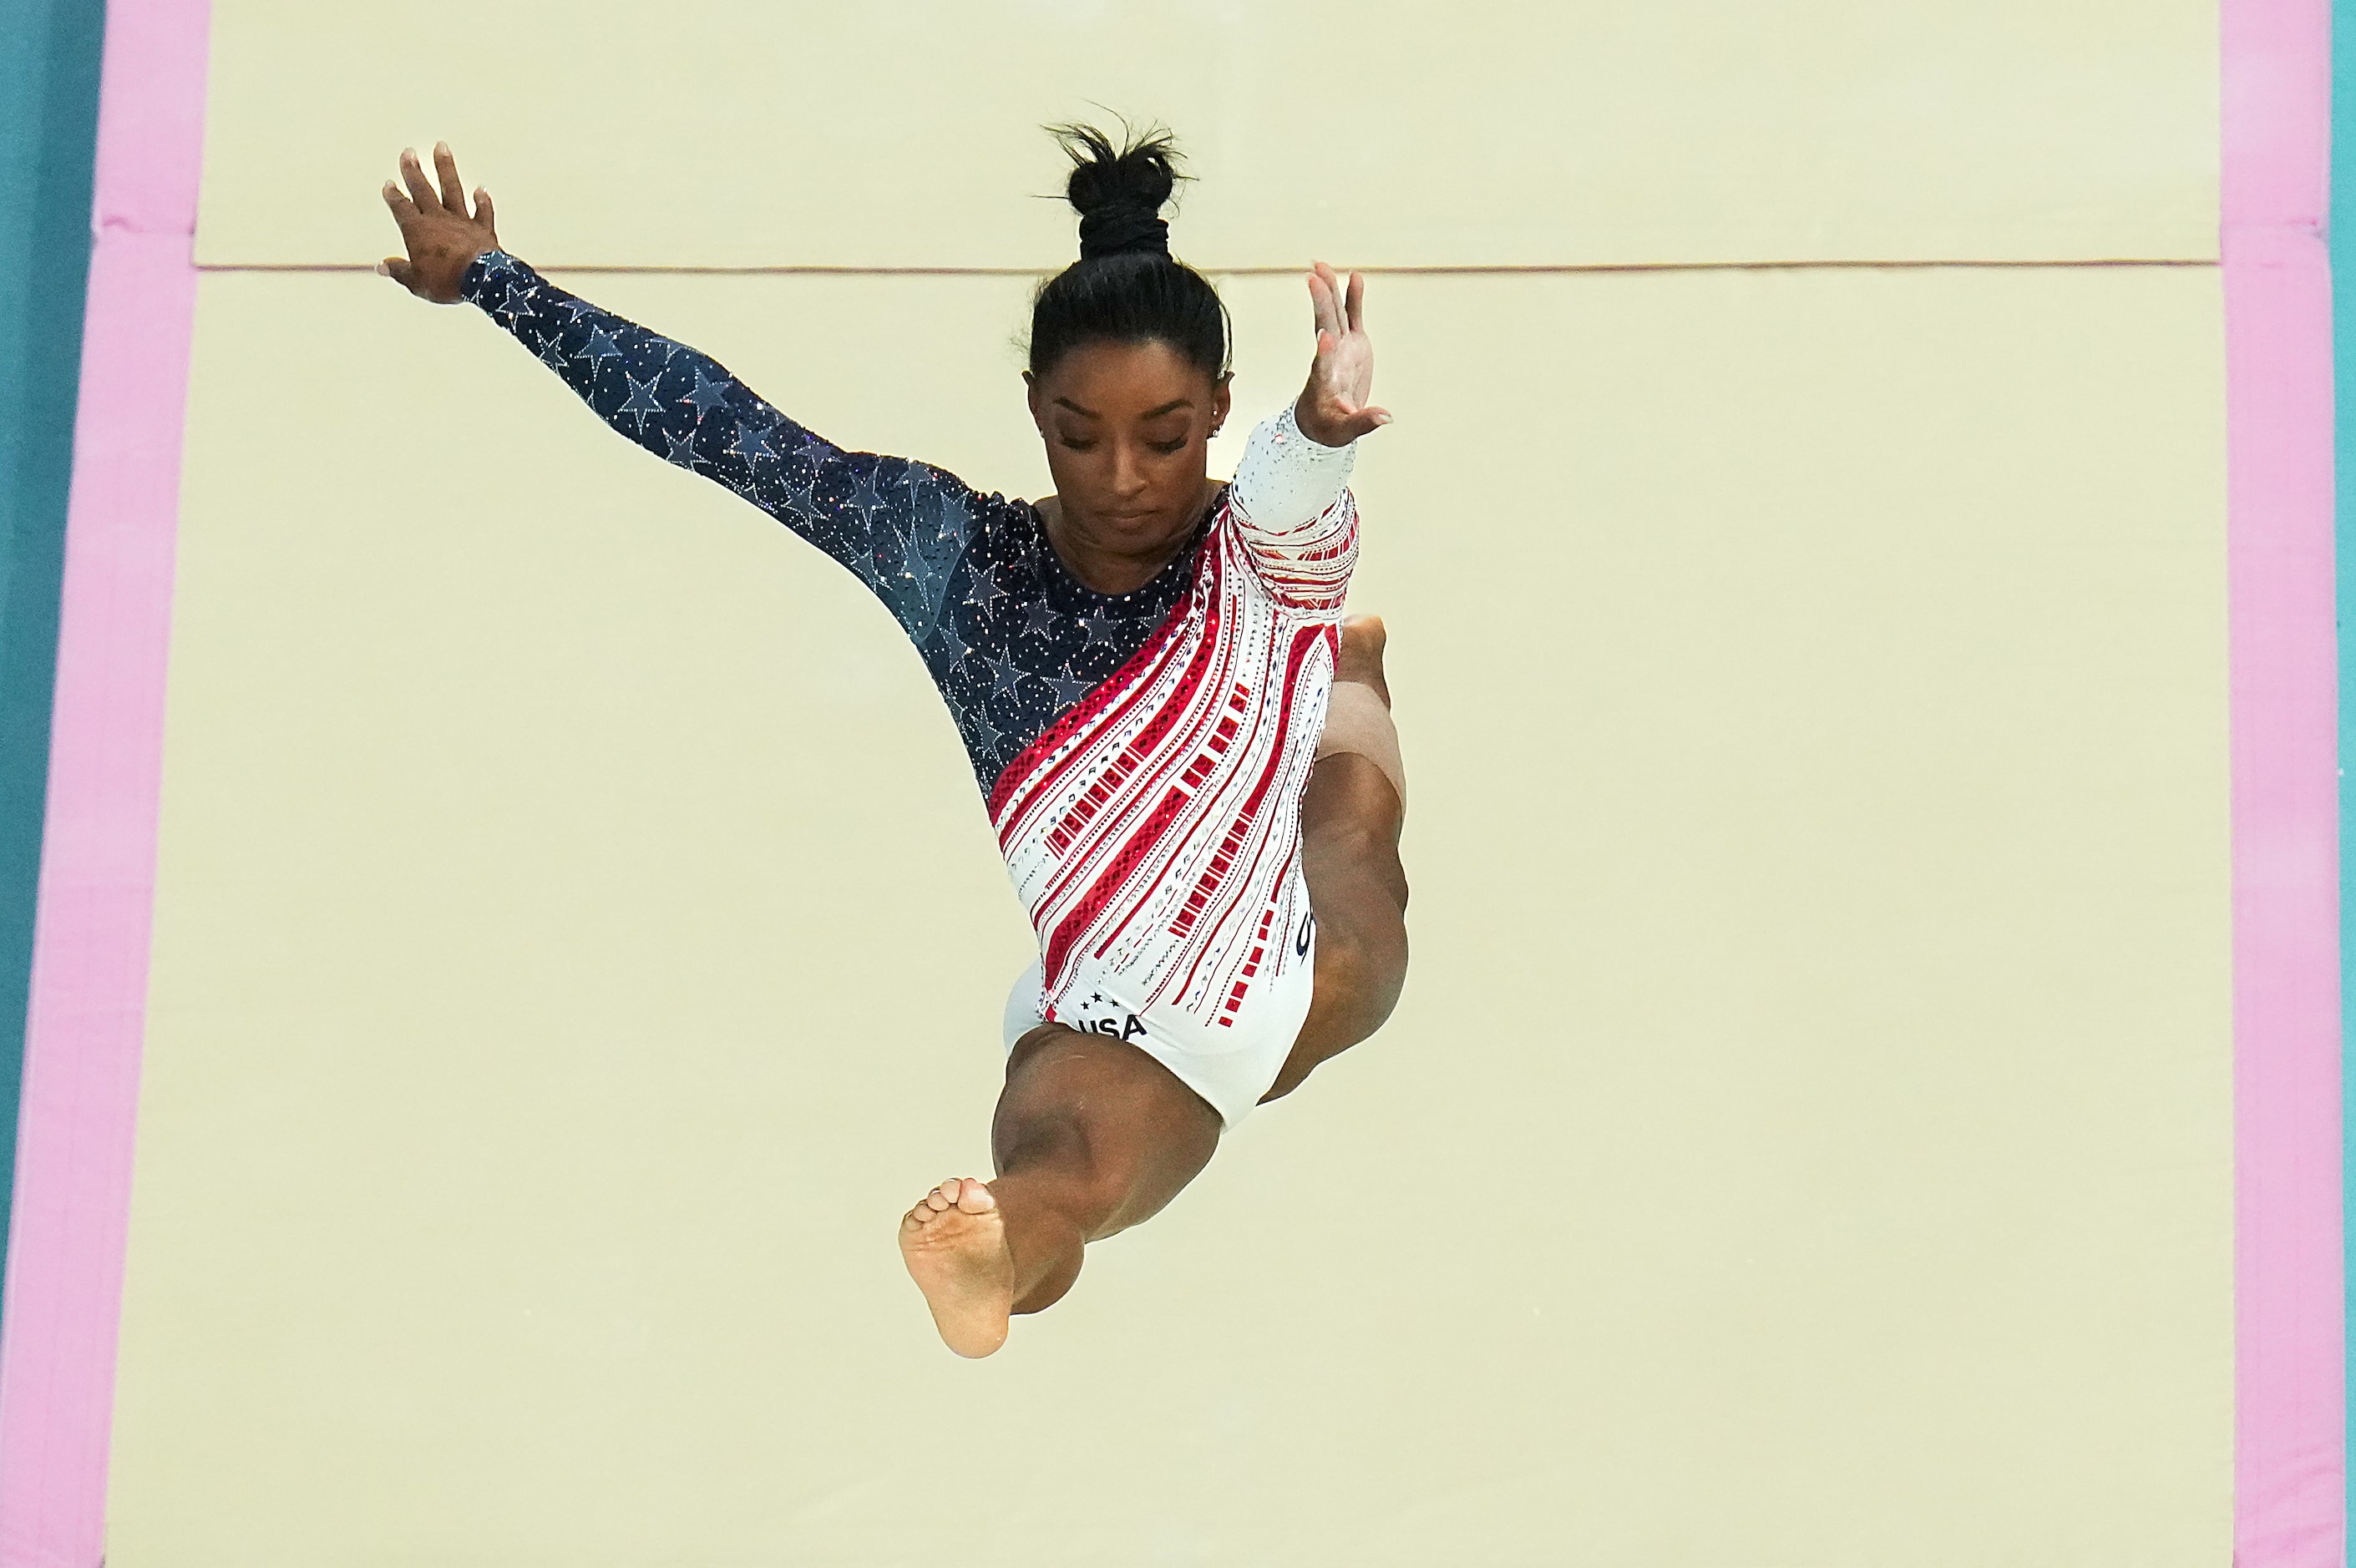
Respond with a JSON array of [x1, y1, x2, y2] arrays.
[[0, 0, 210, 1562], [2223, 0, 2345, 1563]]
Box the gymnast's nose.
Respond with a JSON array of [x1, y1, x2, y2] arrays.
[[1108, 439, 1150, 503]]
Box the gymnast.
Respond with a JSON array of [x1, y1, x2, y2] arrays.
[[379, 125, 1410, 1357]]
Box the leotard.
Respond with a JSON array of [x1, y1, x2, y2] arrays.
[[466, 252, 1358, 1123]]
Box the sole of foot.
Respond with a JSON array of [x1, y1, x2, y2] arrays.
[[898, 1176, 1015, 1358], [1339, 615, 1391, 706]]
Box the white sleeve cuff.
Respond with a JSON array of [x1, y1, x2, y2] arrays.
[[1229, 402, 1355, 532]]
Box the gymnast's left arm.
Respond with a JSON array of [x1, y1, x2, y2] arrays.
[[1225, 263, 1391, 610]]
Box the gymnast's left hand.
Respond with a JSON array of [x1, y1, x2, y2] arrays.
[[377, 143, 499, 304], [1294, 261, 1392, 448]]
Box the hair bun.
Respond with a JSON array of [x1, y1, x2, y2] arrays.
[[1052, 122, 1182, 260], [1077, 205, 1168, 259]]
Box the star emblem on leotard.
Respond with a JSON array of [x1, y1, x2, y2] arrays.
[[980, 652, 1026, 695], [1044, 669, 1095, 709], [963, 564, 1008, 612]]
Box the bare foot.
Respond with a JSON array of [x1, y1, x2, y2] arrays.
[[897, 1177, 1014, 1358], [1338, 614, 1391, 706]]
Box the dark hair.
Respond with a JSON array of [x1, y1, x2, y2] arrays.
[[1027, 123, 1230, 382]]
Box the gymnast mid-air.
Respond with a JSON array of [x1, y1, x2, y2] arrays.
[[379, 124, 1411, 1357]]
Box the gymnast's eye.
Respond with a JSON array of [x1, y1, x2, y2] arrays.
[[1149, 438, 1187, 455], [1059, 437, 1098, 452]]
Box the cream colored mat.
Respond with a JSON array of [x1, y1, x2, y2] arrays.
[[109, 264, 2230, 1565], [195, 0, 2217, 269]]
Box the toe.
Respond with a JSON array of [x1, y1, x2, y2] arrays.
[[955, 1180, 997, 1213]]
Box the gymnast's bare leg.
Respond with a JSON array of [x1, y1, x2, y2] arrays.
[[898, 615, 1407, 1356], [1260, 613, 1410, 1102]]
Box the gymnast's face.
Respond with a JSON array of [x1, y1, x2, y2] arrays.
[[1026, 337, 1233, 586]]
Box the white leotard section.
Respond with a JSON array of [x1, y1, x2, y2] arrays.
[[995, 407, 1357, 1125]]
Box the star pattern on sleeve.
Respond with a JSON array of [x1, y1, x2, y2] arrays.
[[491, 280, 539, 326], [617, 373, 665, 432], [457, 249, 1206, 796], [728, 421, 778, 468], [577, 326, 623, 372], [682, 368, 732, 417], [845, 465, 889, 521]]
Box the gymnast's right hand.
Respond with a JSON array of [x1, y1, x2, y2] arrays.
[[377, 143, 498, 303]]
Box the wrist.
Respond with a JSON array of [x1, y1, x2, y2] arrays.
[[1289, 393, 1350, 450], [459, 247, 519, 306]]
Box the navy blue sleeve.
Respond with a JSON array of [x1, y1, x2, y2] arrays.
[[460, 250, 981, 648]]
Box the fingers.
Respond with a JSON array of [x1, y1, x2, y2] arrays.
[[432, 141, 467, 213], [1304, 263, 1371, 345], [399, 147, 442, 214], [1306, 264, 1342, 344], [381, 179, 421, 244], [1326, 406, 1394, 444], [473, 185, 496, 234], [377, 256, 420, 293]]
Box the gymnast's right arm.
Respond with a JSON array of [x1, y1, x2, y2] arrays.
[[376, 144, 957, 588]]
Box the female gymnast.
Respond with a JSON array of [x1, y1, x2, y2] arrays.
[[379, 126, 1411, 1357]]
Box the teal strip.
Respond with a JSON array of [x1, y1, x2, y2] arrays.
[[0, 0, 106, 1297]]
